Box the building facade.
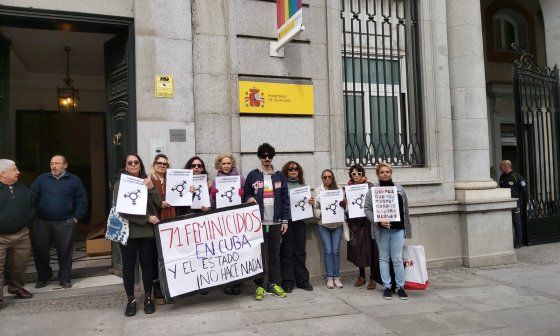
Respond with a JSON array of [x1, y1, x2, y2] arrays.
[[0, 0, 558, 276]]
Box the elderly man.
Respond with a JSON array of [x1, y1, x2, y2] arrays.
[[499, 160, 528, 249], [31, 155, 87, 288], [0, 159, 34, 305]]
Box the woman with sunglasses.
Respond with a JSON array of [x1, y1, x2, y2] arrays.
[[149, 154, 175, 305], [346, 164, 381, 290], [280, 161, 314, 292], [313, 169, 345, 289], [364, 163, 411, 300], [180, 156, 211, 214], [210, 153, 246, 295], [113, 153, 161, 316]]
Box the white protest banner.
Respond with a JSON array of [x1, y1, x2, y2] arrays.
[[156, 204, 264, 298], [191, 174, 211, 209], [345, 183, 369, 219], [371, 186, 401, 222], [215, 175, 242, 209], [289, 186, 313, 221], [320, 189, 344, 224], [116, 174, 148, 215], [166, 169, 194, 206]]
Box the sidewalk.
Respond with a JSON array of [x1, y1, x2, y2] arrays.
[[2, 243, 560, 336]]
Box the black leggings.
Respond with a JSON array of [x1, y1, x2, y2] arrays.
[[121, 237, 155, 296]]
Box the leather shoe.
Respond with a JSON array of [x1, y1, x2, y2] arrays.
[[297, 283, 314, 291], [35, 280, 49, 288], [61, 283, 72, 289], [367, 279, 376, 290], [11, 288, 33, 299], [354, 277, 366, 287]]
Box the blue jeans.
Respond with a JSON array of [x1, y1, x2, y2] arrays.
[[377, 228, 405, 289], [317, 225, 343, 277]]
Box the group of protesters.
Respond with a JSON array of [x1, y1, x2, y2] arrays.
[[0, 142, 412, 316]]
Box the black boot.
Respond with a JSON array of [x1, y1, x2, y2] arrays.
[[125, 296, 137, 317]]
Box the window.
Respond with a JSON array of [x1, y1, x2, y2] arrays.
[[341, 0, 424, 166]]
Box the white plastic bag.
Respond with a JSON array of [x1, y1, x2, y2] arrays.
[[403, 245, 429, 290]]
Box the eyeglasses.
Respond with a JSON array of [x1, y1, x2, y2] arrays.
[[155, 162, 169, 167], [259, 154, 273, 160], [50, 162, 65, 166], [288, 167, 298, 172], [351, 171, 363, 176], [322, 175, 333, 180], [191, 163, 203, 168], [127, 160, 140, 166]]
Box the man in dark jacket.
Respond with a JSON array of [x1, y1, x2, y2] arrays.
[[0, 159, 34, 305], [243, 143, 290, 301], [31, 155, 87, 288], [499, 160, 528, 248]]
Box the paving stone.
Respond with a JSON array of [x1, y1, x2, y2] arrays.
[[452, 326, 533, 336], [488, 303, 560, 333]]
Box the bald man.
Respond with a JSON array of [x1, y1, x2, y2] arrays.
[[499, 160, 528, 248], [30, 155, 87, 288]]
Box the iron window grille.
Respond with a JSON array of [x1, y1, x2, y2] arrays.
[[341, 0, 424, 167]]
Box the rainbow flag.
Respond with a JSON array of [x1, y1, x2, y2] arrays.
[[277, 0, 302, 29]]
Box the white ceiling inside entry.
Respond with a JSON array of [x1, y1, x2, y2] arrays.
[[0, 26, 115, 75]]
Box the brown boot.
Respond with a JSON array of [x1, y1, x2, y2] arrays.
[[354, 277, 366, 287], [367, 279, 376, 290]]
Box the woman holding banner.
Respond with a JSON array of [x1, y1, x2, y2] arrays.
[[313, 169, 345, 289], [149, 154, 175, 305], [280, 161, 314, 292], [210, 153, 245, 295], [364, 163, 411, 300], [346, 164, 381, 290], [114, 153, 161, 316]]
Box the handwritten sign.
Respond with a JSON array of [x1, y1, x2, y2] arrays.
[[289, 186, 313, 221], [156, 204, 264, 298], [116, 174, 148, 215], [371, 186, 401, 222], [166, 169, 194, 206], [191, 174, 211, 209], [345, 184, 369, 219], [215, 176, 242, 209], [320, 189, 344, 224]]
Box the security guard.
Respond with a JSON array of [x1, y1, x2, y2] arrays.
[[499, 160, 528, 248]]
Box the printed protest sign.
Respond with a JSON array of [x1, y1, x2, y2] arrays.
[[345, 183, 369, 219], [289, 186, 313, 221], [156, 204, 264, 298], [371, 186, 401, 222], [320, 189, 344, 224], [166, 169, 194, 206], [191, 174, 211, 209], [215, 175, 242, 209], [116, 174, 148, 215]]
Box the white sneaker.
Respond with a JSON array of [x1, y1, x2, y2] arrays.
[[333, 277, 344, 288], [326, 277, 335, 289]]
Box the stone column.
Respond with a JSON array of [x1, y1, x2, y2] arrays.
[[541, 0, 560, 69], [446, 0, 516, 267]]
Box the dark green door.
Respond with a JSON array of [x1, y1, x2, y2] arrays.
[[0, 35, 10, 158], [105, 30, 136, 276]]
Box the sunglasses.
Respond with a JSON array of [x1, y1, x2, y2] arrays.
[[288, 167, 298, 172], [127, 160, 140, 166], [155, 162, 169, 167], [322, 175, 333, 180], [259, 154, 274, 159], [351, 171, 363, 176], [191, 163, 203, 168]]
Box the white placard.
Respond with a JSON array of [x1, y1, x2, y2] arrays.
[[116, 174, 148, 215], [372, 186, 401, 222], [156, 204, 264, 298], [345, 183, 369, 219], [191, 174, 211, 209], [166, 169, 194, 206], [289, 186, 313, 221], [320, 189, 344, 224], [215, 175, 242, 209]]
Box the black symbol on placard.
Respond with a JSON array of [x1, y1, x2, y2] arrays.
[[294, 197, 307, 211], [124, 189, 142, 205], [221, 187, 235, 203], [171, 180, 188, 197], [352, 194, 365, 209], [193, 185, 203, 200], [325, 200, 338, 215]]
